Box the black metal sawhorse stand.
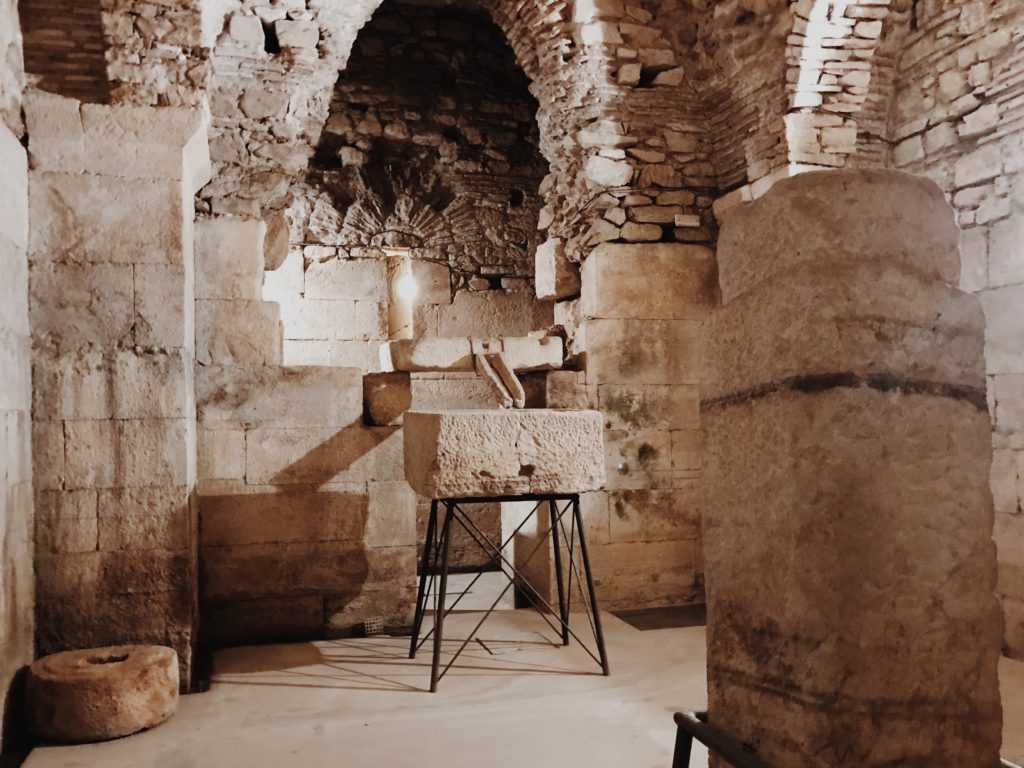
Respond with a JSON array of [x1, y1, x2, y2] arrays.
[[408, 493, 610, 692]]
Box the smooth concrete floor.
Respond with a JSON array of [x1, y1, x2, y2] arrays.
[[23, 609, 1024, 768]]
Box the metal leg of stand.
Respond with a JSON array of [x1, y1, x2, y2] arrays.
[[548, 499, 569, 646], [409, 499, 438, 660], [573, 495, 610, 676], [429, 503, 454, 692], [671, 724, 694, 768]]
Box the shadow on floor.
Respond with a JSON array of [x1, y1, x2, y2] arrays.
[[613, 604, 707, 631], [211, 627, 601, 694]]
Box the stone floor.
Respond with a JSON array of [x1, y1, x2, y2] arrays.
[[22, 609, 1024, 768]]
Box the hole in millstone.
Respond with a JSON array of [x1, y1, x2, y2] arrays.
[[87, 653, 129, 665], [509, 188, 524, 207], [519, 464, 536, 478]]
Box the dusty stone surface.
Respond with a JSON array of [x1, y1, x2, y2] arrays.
[[0, 53, 33, 751], [11, 0, 1024, 720], [580, 243, 717, 321], [703, 170, 1003, 767], [363, 372, 412, 426], [381, 335, 562, 374], [404, 409, 605, 498], [26, 94, 208, 687], [716, 170, 961, 303], [27, 645, 178, 743]]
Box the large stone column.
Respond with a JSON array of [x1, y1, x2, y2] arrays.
[[25, 91, 210, 685], [702, 170, 1003, 766]]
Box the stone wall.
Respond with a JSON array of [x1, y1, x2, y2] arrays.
[[192, 216, 417, 644], [25, 92, 210, 685], [545, 242, 716, 609], [0, 0, 33, 748], [881, 0, 1024, 657]]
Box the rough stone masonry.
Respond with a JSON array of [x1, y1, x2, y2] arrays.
[[1, 0, 1023, 758]]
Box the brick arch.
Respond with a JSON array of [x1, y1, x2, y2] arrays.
[[784, 0, 890, 170], [313, 0, 598, 165]]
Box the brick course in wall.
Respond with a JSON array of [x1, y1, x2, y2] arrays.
[[18, 0, 110, 104]]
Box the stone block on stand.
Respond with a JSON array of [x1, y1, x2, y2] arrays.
[[403, 409, 606, 498]]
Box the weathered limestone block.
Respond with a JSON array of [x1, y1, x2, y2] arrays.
[[22, 90, 85, 175], [703, 170, 1002, 767], [194, 217, 266, 300], [245, 425, 403, 486], [403, 409, 606, 497], [580, 243, 717, 320], [30, 262, 134, 350], [63, 419, 190, 490], [275, 19, 319, 48], [363, 372, 412, 426], [24, 91, 210, 191], [33, 349, 190, 421], [382, 337, 473, 371], [27, 645, 178, 743], [715, 170, 961, 303], [982, 284, 1024, 375], [202, 538, 371, 602], [589, 538, 699, 610], [580, 318, 701, 385], [279, 298, 384, 341], [703, 261, 987, 403], [195, 299, 282, 366], [197, 429, 245, 482], [381, 335, 563, 373], [410, 374, 504, 410], [435, 290, 550, 338], [535, 238, 581, 300], [196, 365, 361, 428], [96, 487, 191, 552], [412, 260, 452, 305], [0, 124, 28, 251], [134, 264, 188, 349], [305, 259, 388, 301], [29, 172, 185, 265]]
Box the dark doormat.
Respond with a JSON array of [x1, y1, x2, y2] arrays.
[[612, 603, 707, 631]]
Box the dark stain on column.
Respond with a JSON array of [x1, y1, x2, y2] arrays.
[[700, 372, 988, 413]]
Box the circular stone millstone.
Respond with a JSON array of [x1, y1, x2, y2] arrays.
[[27, 645, 179, 743]]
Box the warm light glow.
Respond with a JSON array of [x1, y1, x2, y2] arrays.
[[395, 272, 418, 300]]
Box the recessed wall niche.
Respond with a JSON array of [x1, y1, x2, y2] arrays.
[[269, 0, 551, 371]]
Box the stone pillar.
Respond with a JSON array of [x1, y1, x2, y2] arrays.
[[25, 91, 210, 685], [702, 170, 1003, 766]]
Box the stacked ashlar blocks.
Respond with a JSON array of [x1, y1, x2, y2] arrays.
[[194, 217, 416, 644], [24, 91, 210, 684], [523, 242, 717, 610]]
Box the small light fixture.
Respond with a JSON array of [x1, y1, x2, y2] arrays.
[[383, 246, 417, 341]]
